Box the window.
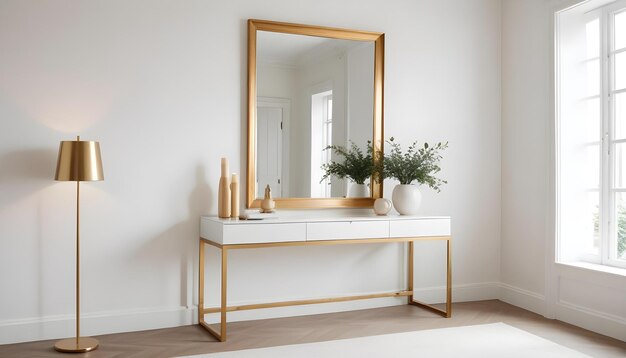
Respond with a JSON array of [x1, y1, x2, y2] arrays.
[[310, 89, 333, 198], [321, 94, 333, 197], [556, 0, 626, 268]]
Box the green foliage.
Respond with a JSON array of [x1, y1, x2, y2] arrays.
[[617, 204, 626, 258], [320, 137, 448, 190], [382, 137, 448, 191], [320, 141, 374, 185], [591, 204, 626, 259]]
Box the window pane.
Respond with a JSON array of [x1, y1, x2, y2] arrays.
[[615, 143, 626, 188], [588, 191, 601, 255], [586, 18, 600, 59], [587, 59, 600, 96], [614, 193, 626, 260], [617, 92, 626, 140], [615, 11, 626, 51], [586, 98, 601, 141], [616, 51, 626, 91], [328, 98, 332, 120], [587, 144, 600, 188]]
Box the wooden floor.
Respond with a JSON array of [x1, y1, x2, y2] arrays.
[[1, 300, 624, 358]]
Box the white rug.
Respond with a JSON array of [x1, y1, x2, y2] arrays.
[[182, 323, 591, 358]]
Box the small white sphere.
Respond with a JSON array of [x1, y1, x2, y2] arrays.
[[373, 198, 392, 215]]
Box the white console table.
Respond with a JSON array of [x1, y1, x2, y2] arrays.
[[198, 214, 452, 342]]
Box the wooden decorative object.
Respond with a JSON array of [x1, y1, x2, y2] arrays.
[[260, 184, 275, 213], [230, 173, 239, 218], [218, 158, 231, 218]]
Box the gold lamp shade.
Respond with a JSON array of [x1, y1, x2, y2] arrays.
[[55, 138, 104, 181]]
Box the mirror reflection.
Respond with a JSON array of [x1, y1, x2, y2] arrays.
[[255, 30, 375, 199]]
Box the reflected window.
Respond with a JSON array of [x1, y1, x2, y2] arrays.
[[311, 90, 333, 197], [321, 95, 333, 197]]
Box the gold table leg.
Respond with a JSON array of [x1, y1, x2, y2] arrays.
[[408, 241, 414, 304], [198, 239, 226, 341], [409, 237, 452, 318], [446, 238, 452, 317], [220, 247, 228, 341], [198, 239, 204, 325]]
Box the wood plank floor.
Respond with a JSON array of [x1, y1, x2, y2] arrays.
[[1, 300, 624, 358]]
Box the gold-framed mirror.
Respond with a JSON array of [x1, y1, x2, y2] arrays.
[[247, 19, 384, 209]]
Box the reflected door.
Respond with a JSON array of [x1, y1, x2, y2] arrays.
[[257, 106, 283, 197]]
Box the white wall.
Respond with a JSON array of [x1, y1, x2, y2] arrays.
[[0, 0, 502, 344], [501, 0, 626, 341], [501, 0, 550, 303], [347, 43, 375, 150], [257, 64, 296, 100]]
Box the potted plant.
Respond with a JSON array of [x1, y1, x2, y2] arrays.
[[382, 137, 448, 214], [321, 141, 375, 197]]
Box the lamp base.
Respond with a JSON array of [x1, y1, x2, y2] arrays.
[[54, 337, 99, 353]]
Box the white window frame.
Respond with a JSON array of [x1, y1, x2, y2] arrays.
[[583, 9, 603, 265], [606, 0, 626, 267], [321, 94, 333, 198], [556, 0, 626, 269], [309, 86, 333, 198]]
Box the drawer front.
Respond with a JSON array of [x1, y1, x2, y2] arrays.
[[389, 219, 451, 238], [307, 221, 389, 241], [223, 223, 306, 245], [200, 218, 223, 243]]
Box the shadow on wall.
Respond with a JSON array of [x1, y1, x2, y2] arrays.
[[135, 165, 212, 309], [0, 148, 57, 208]]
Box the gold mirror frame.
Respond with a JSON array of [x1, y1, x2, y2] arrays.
[[247, 19, 384, 209]]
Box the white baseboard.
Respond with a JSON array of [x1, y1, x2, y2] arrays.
[[412, 282, 501, 304], [0, 306, 196, 345], [555, 300, 626, 342], [499, 283, 546, 316], [204, 296, 405, 324], [0, 282, 500, 345], [499, 283, 626, 342]]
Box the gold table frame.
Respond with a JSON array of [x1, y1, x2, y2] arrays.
[[198, 236, 452, 342]]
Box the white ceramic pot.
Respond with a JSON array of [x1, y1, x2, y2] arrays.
[[348, 183, 370, 198], [373, 198, 392, 215], [392, 184, 422, 215]]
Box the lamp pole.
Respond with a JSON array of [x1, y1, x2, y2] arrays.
[[76, 166, 80, 346]]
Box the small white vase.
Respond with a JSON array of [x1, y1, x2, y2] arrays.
[[348, 183, 370, 198], [392, 184, 422, 215], [373, 198, 392, 215]]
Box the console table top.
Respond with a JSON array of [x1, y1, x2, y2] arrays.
[[201, 214, 451, 225]]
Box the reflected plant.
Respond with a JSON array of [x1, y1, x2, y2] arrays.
[[320, 141, 375, 185]]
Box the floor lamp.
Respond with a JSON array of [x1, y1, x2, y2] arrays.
[[54, 136, 104, 353]]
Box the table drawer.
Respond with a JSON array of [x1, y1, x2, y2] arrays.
[[306, 221, 389, 241], [223, 223, 306, 244], [389, 218, 451, 238]]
